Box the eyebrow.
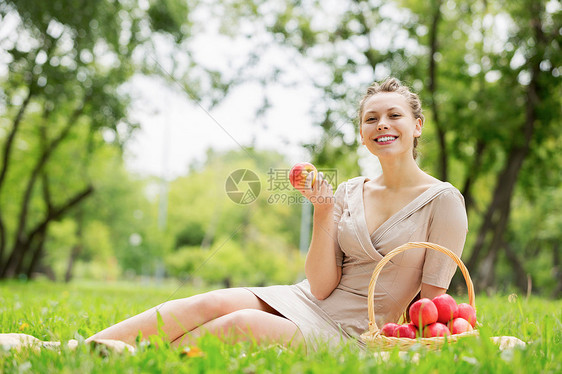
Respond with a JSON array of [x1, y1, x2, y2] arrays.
[[363, 107, 404, 116]]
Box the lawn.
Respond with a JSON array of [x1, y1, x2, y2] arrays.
[[1, 280, 560, 373]]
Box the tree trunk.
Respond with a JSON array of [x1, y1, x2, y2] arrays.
[[428, 0, 447, 181], [469, 92, 537, 289], [1, 99, 87, 278], [1, 185, 94, 278], [475, 162, 519, 290], [466, 187, 498, 272], [0, 86, 34, 266], [462, 135, 486, 215], [25, 171, 53, 279], [65, 125, 97, 282], [504, 242, 530, 293], [65, 208, 84, 282], [25, 225, 48, 279], [0, 86, 33, 189]]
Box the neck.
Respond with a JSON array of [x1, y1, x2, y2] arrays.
[[377, 155, 423, 189]]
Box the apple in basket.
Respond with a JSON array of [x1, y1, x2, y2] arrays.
[[396, 323, 417, 339], [448, 317, 474, 334], [409, 298, 438, 328], [289, 162, 317, 190], [423, 322, 451, 338], [457, 303, 477, 327], [432, 294, 459, 324], [380, 323, 400, 337]]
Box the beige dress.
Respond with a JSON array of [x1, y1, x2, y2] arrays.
[[245, 176, 468, 351]]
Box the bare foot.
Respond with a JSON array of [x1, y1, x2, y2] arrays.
[[89, 339, 136, 356], [1, 334, 91, 352], [0, 333, 44, 351]]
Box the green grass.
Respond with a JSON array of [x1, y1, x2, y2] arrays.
[[1, 280, 560, 373]]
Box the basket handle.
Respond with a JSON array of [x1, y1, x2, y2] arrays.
[[367, 242, 475, 333]]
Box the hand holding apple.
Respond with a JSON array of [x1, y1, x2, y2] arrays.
[[289, 162, 335, 213], [289, 162, 317, 190]]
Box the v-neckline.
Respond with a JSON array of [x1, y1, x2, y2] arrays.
[[358, 176, 444, 240]]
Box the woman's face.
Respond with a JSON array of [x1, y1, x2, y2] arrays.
[[359, 92, 422, 160]]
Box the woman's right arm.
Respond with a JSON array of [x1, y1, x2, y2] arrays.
[[301, 173, 343, 300]]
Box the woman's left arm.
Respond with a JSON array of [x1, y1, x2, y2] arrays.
[[421, 189, 469, 292], [421, 284, 446, 299]]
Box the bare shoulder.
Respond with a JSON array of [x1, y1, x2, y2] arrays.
[[412, 173, 444, 194], [420, 173, 442, 187]]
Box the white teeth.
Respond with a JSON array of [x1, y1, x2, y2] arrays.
[[375, 136, 397, 142]]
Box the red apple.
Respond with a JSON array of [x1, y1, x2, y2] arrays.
[[432, 294, 459, 324], [289, 162, 317, 190], [423, 322, 451, 338], [409, 298, 438, 328], [380, 323, 400, 337], [396, 323, 417, 339], [448, 317, 474, 335], [457, 303, 477, 327]]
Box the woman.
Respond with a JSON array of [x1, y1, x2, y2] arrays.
[[1, 77, 468, 352]]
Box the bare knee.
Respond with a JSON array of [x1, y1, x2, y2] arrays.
[[188, 288, 270, 318], [196, 289, 245, 317], [171, 289, 246, 321]]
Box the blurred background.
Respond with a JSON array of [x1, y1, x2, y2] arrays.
[[0, 0, 560, 297]]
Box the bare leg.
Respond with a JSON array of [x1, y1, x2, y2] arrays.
[[170, 309, 304, 348], [0, 334, 78, 351], [86, 288, 281, 346]]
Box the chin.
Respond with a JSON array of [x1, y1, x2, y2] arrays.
[[373, 149, 414, 161]]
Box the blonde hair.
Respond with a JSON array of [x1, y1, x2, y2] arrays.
[[358, 77, 425, 159]]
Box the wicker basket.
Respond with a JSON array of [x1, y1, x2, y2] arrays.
[[360, 242, 479, 350]]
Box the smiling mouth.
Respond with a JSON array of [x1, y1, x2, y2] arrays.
[[374, 136, 398, 143]]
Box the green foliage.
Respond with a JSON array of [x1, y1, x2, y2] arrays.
[[0, 0, 153, 278], [148, 0, 191, 42], [175, 222, 206, 248], [0, 0, 227, 280], [0, 281, 561, 373]]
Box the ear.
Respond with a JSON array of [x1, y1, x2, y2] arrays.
[[360, 126, 365, 144], [413, 118, 423, 138]]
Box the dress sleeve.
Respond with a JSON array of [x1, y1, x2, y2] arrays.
[[422, 188, 468, 289], [332, 181, 347, 267]]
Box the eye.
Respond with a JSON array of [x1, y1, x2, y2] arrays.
[[390, 113, 401, 118], [365, 117, 378, 122]]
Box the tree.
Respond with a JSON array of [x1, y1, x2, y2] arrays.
[[0, 0, 219, 279]]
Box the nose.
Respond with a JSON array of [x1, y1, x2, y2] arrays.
[[377, 120, 389, 131]]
